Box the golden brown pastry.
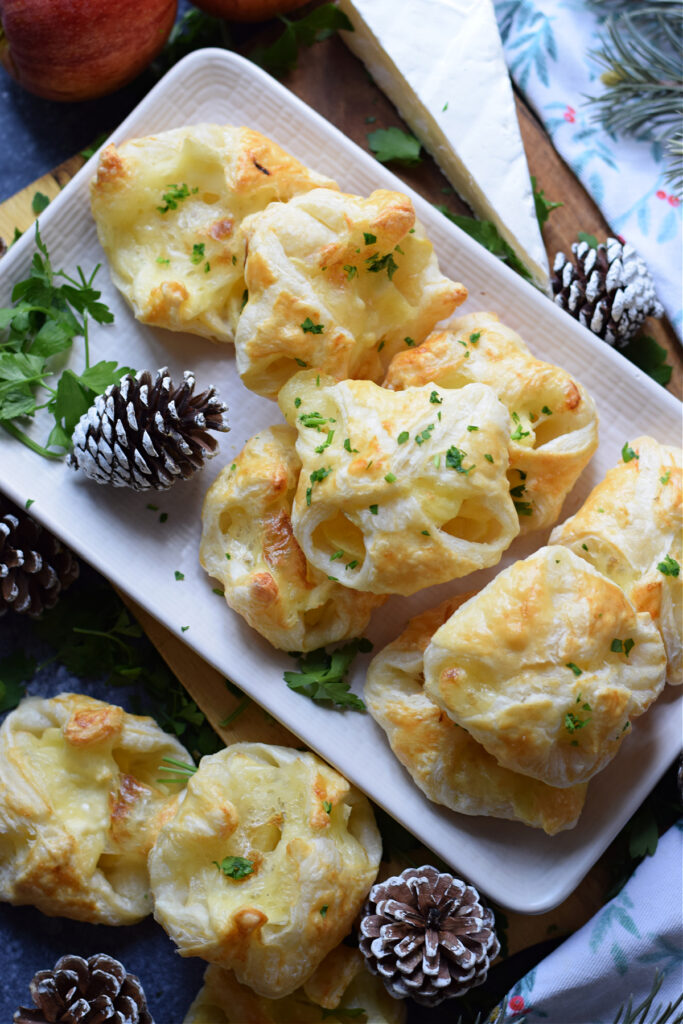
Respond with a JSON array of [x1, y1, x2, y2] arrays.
[[90, 124, 337, 343], [384, 311, 599, 533], [550, 436, 682, 685], [424, 546, 667, 788], [365, 596, 588, 834], [234, 187, 466, 398], [278, 371, 519, 596], [200, 425, 385, 650], [183, 947, 405, 1023], [0, 693, 190, 924], [148, 743, 382, 998]]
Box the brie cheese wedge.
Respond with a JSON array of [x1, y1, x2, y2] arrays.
[[338, 0, 550, 291]]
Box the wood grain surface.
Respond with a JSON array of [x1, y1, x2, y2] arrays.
[[0, 23, 678, 959]]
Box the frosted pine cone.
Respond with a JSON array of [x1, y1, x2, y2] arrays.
[[14, 953, 153, 1024], [359, 865, 499, 1006], [0, 496, 79, 616], [67, 368, 229, 490], [552, 237, 663, 346]]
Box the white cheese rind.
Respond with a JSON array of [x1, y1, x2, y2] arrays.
[[339, 0, 550, 291]]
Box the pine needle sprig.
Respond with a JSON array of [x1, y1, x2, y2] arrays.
[[611, 970, 683, 1024], [586, 3, 683, 194]]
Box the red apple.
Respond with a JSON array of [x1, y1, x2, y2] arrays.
[[191, 0, 308, 21], [0, 0, 177, 102]]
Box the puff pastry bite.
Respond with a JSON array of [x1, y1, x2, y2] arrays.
[[90, 124, 337, 343], [550, 436, 682, 685], [148, 743, 381, 998], [234, 187, 466, 398], [384, 311, 599, 532], [183, 947, 405, 1024], [424, 546, 667, 788], [0, 693, 190, 925], [278, 372, 519, 596], [365, 596, 587, 834], [200, 425, 384, 650]]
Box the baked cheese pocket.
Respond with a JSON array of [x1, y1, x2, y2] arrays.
[[0, 693, 191, 925], [183, 949, 405, 1024], [423, 546, 666, 788], [90, 124, 338, 343], [278, 371, 519, 596], [235, 187, 466, 398], [148, 743, 381, 999], [364, 596, 587, 834], [384, 311, 599, 533], [550, 435, 682, 685], [199, 424, 385, 651]]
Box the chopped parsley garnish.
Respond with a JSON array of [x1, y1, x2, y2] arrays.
[[212, 587, 224, 596], [510, 483, 526, 498], [225, 553, 231, 560], [377, 339, 385, 352], [566, 662, 583, 676], [564, 710, 591, 733], [344, 438, 359, 453], [344, 265, 357, 279], [657, 555, 680, 577], [301, 317, 324, 334], [365, 251, 399, 280], [284, 638, 372, 711], [421, 529, 430, 536], [414, 424, 435, 445], [467, 424, 479, 432], [469, 331, 481, 343], [240, 289, 248, 312], [25, 499, 35, 510], [300, 411, 328, 430], [294, 397, 302, 408], [295, 358, 307, 367], [622, 442, 638, 463], [432, 453, 440, 468], [330, 550, 344, 561], [345, 560, 359, 570], [384, 472, 397, 483], [510, 412, 530, 441], [514, 501, 533, 516], [397, 431, 409, 444], [445, 446, 474, 474], [306, 466, 332, 505], [404, 336, 415, 346], [320, 905, 328, 917], [611, 638, 635, 656], [660, 470, 671, 485], [429, 390, 442, 404], [369, 504, 378, 515], [174, 571, 184, 581], [190, 243, 205, 265], [582, 543, 589, 551], [363, 232, 377, 245], [323, 800, 332, 814], [204, 262, 210, 273], [156, 257, 170, 266], [214, 856, 254, 880], [541, 405, 553, 415], [157, 183, 197, 214], [315, 430, 335, 453], [484, 453, 494, 463]]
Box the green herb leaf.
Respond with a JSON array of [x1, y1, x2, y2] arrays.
[[429, 390, 442, 404], [369, 504, 378, 515], [365, 251, 399, 279], [190, 242, 205, 265], [566, 662, 583, 676], [622, 442, 639, 463], [250, 3, 352, 76], [284, 639, 370, 711], [368, 126, 422, 165], [397, 431, 409, 444], [0, 652, 35, 714], [445, 446, 473, 474], [363, 232, 377, 245], [214, 856, 254, 880], [657, 555, 680, 577], [343, 264, 357, 279], [32, 192, 50, 215], [157, 183, 196, 214], [531, 176, 563, 229], [301, 317, 324, 334], [577, 231, 599, 249], [619, 334, 673, 388], [436, 206, 532, 281]]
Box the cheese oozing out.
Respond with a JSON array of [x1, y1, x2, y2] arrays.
[[338, 0, 550, 292]]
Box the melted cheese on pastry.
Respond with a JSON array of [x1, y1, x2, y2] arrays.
[[551, 436, 682, 685], [200, 425, 384, 650], [0, 693, 191, 924], [278, 371, 518, 596], [235, 187, 466, 398], [424, 546, 667, 788], [183, 949, 405, 1024], [384, 311, 599, 532], [365, 596, 587, 834], [90, 124, 337, 343], [148, 743, 381, 999]]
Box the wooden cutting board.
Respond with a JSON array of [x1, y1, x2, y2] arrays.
[[0, 29, 678, 961]]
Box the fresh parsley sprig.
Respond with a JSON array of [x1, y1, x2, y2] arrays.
[[0, 225, 131, 459], [284, 639, 372, 711], [435, 205, 533, 282], [251, 4, 353, 77]]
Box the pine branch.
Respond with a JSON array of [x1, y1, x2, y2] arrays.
[[611, 970, 683, 1024], [586, 4, 683, 194]]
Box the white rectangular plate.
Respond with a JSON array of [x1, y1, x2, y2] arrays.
[[1, 49, 681, 914]]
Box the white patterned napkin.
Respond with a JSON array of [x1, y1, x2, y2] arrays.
[[496, 820, 683, 1023], [493, 0, 682, 338]]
